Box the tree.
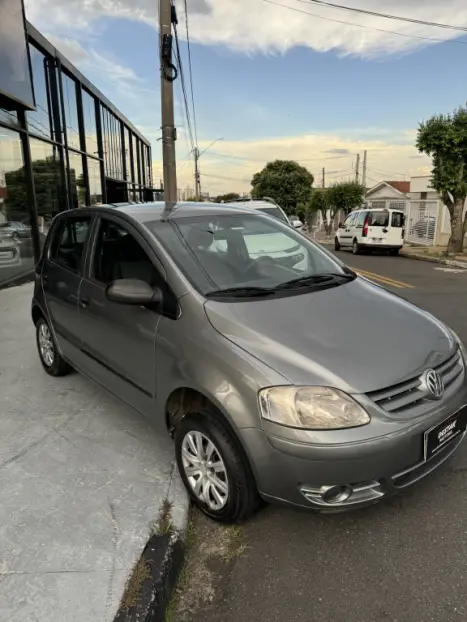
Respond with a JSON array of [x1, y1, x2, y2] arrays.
[[214, 192, 241, 203], [308, 189, 331, 234], [251, 160, 314, 215], [307, 181, 365, 235], [417, 106, 467, 254], [327, 181, 365, 217]]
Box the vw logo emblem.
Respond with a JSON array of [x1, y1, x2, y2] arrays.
[[422, 369, 444, 400]]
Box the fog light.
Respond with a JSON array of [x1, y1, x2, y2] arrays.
[[320, 485, 353, 504]]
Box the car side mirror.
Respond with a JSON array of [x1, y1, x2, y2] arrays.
[[338, 223, 345, 229], [106, 279, 163, 306]]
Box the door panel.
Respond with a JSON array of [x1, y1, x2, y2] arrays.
[[42, 216, 92, 361], [77, 217, 162, 415]]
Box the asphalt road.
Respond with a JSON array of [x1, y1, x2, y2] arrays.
[[179, 252, 467, 622]]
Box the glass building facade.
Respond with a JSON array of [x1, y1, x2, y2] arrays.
[[0, 22, 155, 288]]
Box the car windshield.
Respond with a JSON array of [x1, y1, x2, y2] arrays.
[[148, 213, 349, 296], [256, 206, 289, 223]]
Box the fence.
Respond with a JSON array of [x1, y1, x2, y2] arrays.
[[405, 200, 439, 246]]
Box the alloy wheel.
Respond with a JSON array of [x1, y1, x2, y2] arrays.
[[38, 323, 54, 367], [181, 431, 229, 511]]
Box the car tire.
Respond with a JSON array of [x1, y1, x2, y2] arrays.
[[36, 317, 71, 376], [390, 249, 400, 256], [352, 240, 360, 255], [334, 237, 341, 251], [175, 409, 261, 523]]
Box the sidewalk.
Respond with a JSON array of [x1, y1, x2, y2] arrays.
[[0, 284, 188, 621], [400, 245, 467, 268]]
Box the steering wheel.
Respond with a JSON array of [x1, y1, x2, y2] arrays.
[[238, 255, 275, 276]]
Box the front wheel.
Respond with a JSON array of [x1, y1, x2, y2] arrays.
[[352, 240, 360, 255], [175, 410, 261, 523], [334, 237, 341, 251]]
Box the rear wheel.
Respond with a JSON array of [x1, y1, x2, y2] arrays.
[[36, 317, 71, 376], [334, 237, 341, 251], [175, 409, 261, 523], [390, 248, 400, 256], [352, 240, 360, 255]]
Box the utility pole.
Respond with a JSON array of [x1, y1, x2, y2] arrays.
[[322, 167, 325, 188], [355, 153, 360, 184], [194, 147, 201, 200], [159, 0, 177, 202], [362, 150, 367, 188]]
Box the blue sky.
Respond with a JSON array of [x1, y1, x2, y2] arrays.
[[25, 0, 467, 194]]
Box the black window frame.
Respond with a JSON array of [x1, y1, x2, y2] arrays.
[[48, 213, 94, 276]]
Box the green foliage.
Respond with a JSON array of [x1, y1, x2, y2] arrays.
[[309, 188, 330, 214], [251, 160, 314, 215], [417, 106, 467, 253], [214, 192, 241, 203], [327, 181, 365, 216]]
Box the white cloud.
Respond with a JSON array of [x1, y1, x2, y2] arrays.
[[154, 130, 432, 196], [26, 0, 467, 57]]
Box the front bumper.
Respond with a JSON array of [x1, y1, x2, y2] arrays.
[[240, 383, 467, 511]]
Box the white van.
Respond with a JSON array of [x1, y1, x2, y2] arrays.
[[335, 208, 405, 255]]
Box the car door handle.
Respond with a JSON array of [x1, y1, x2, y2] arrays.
[[79, 297, 90, 309]]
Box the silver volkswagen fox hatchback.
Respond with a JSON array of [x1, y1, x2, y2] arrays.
[[32, 202, 467, 522]]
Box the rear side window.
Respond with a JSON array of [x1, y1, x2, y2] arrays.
[[391, 212, 405, 227], [257, 207, 289, 223], [369, 211, 389, 227], [50, 217, 92, 273]]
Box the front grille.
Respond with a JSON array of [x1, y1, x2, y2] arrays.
[[367, 349, 464, 415]]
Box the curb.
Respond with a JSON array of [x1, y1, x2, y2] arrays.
[[114, 531, 185, 622], [399, 251, 467, 270]]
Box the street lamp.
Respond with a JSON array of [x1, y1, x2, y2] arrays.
[[194, 137, 223, 200]]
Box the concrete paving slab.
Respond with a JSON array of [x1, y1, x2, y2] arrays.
[[0, 284, 189, 621]]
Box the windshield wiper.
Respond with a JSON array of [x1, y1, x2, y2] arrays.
[[205, 286, 276, 298], [275, 272, 355, 290]]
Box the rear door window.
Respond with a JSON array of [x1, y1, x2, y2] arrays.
[[369, 211, 389, 227], [391, 212, 405, 227], [50, 217, 92, 274]]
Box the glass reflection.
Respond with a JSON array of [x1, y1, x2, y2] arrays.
[[0, 128, 34, 283], [62, 73, 81, 150], [27, 45, 54, 140], [29, 137, 63, 245], [88, 157, 103, 205], [82, 89, 98, 156], [68, 151, 85, 209]]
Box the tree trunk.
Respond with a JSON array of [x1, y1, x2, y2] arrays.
[[320, 208, 331, 235], [447, 198, 466, 254]]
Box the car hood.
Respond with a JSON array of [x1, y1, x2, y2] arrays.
[[204, 278, 455, 394]]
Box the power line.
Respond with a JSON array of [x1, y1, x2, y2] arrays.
[[172, 5, 197, 155], [259, 0, 467, 46], [370, 166, 407, 178], [301, 0, 467, 33], [183, 0, 198, 148], [207, 150, 353, 162], [200, 172, 252, 182]]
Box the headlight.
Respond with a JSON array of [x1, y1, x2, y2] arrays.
[[450, 329, 467, 362], [258, 386, 370, 430]]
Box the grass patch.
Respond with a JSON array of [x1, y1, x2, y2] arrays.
[[119, 558, 151, 611], [153, 499, 173, 536]]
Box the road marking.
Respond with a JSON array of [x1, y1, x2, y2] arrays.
[[434, 267, 467, 273], [355, 269, 415, 289]]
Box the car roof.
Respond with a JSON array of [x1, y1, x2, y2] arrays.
[[78, 201, 266, 224], [225, 200, 280, 210]]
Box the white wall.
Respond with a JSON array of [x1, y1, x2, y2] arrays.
[[410, 176, 432, 193]]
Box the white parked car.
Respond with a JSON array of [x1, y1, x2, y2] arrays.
[[335, 208, 405, 255]]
